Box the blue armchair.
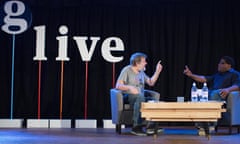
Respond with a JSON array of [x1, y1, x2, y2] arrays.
[[110, 88, 160, 134], [216, 91, 240, 134]]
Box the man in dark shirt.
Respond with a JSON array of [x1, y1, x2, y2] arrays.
[[183, 56, 240, 136], [183, 56, 240, 101]]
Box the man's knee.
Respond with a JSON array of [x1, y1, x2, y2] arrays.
[[130, 94, 145, 103], [144, 90, 160, 101], [138, 95, 145, 102], [152, 92, 160, 100], [209, 90, 221, 101]]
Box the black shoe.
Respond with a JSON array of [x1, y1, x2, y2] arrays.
[[146, 123, 164, 135], [146, 128, 164, 135], [131, 126, 147, 136]]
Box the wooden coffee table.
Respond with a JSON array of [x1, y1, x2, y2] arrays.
[[141, 101, 226, 139]]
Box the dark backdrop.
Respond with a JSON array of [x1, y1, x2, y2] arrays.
[[0, 0, 240, 126]]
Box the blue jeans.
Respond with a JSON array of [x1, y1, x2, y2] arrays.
[[209, 89, 226, 101], [197, 89, 229, 129], [209, 89, 237, 110], [127, 90, 160, 127]]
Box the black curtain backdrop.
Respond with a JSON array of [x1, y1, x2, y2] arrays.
[[0, 0, 240, 126]]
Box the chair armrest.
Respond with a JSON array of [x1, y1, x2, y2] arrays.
[[227, 91, 240, 124], [110, 88, 124, 124]]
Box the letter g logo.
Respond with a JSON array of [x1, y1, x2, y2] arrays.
[[0, 0, 32, 35]]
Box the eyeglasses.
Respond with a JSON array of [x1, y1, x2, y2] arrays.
[[219, 62, 226, 64]]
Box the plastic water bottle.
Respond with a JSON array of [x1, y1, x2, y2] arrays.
[[191, 82, 198, 102], [201, 82, 208, 102]]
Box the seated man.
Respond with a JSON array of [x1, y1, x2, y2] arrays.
[[183, 56, 240, 135], [115, 52, 163, 136]]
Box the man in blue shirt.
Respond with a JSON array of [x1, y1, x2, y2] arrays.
[[184, 56, 240, 101], [183, 56, 240, 135]]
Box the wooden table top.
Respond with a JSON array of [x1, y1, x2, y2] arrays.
[[141, 101, 226, 122]]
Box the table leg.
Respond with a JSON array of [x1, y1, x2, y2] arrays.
[[153, 123, 159, 139], [203, 122, 212, 140]]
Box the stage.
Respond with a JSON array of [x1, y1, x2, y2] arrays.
[[0, 126, 239, 144]]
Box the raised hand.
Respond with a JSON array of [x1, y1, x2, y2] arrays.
[[156, 60, 163, 73], [183, 65, 192, 77]]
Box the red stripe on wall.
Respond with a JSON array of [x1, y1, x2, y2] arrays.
[[112, 63, 115, 88], [37, 61, 42, 119], [60, 61, 64, 119], [84, 62, 88, 119]]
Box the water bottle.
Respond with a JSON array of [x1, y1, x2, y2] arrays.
[[191, 82, 198, 102], [201, 82, 208, 102]]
